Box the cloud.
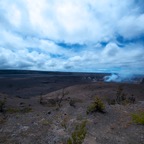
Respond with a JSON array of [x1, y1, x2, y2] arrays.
[[0, 0, 144, 74], [118, 14, 144, 39]]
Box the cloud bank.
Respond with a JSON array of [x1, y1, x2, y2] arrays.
[[0, 0, 144, 74]]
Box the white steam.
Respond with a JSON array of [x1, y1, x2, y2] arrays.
[[104, 73, 134, 82], [104, 74, 119, 82]]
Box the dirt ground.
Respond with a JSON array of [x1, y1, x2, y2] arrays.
[[0, 75, 144, 144]]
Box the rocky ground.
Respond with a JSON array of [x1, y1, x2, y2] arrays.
[[0, 81, 144, 144]]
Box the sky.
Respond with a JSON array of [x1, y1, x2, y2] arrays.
[[0, 0, 144, 74]]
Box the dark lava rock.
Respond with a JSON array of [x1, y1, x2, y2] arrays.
[[141, 78, 144, 84]]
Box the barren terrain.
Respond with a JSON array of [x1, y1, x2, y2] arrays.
[[0, 72, 144, 144]]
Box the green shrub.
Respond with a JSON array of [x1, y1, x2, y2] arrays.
[[131, 111, 144, 125], [87, 97, 105, 114], [67, 121, 87, 144]]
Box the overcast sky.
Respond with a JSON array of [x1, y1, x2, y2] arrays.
[[0, 0, 144, 74]]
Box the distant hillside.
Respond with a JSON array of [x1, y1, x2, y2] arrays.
[[0, 69, 110, 77]]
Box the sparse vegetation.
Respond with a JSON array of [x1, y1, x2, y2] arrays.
[[107, 86, 135, 105], [57, 88, 65, 108], [67, 121, 87, 144], [131, 111, 144, 125], [0, 117, 6, 124], [41, 119, 52, 126], [76, 115, 83, 121], [21, 107, 32, 113], [106, 98, 116, 105], [57, 88, 69, 108], [6, 108, 20, 113], [116, 86, 126, 104], [87, 97, 105, 114], [0, 97, 6, 113], [69, 98, 83, 108], [128, 94, 135, 104], [61, 117, 68, 129], [40, 95, 43, 104], [69, 99, 76, 108], [6, 107, 32, 114]]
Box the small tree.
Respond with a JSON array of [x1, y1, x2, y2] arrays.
[[87, 97, 105, 114]]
